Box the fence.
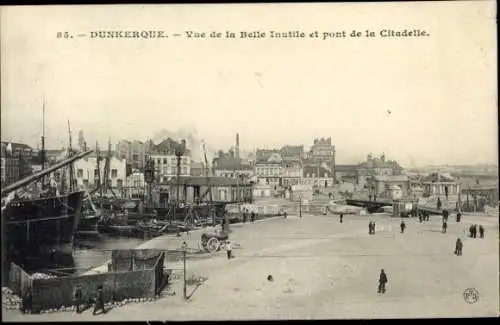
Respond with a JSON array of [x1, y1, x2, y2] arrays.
[[8, 262, 32, 297], [29, 250, 165, 313]]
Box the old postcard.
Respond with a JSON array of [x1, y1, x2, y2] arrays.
[[1, 1, 498, 321]]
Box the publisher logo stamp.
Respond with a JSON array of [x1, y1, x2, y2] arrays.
[[463, 288, 479, 304]]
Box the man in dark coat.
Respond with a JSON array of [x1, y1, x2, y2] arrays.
[[93, 285, 106, 315], [372, 221, 376, 235], [368, 221, 373, 235], [437, 197, 442, 210], [442, 221, 448, 233], [378, 269, 388, 294], [250, 211, 255, 223], [284, 210, 287, 219], [73, 284, 84, 313], [472, 224, 477, 238], [479, 225, 485, 238], [455, 238, 463, 256], [456, 212, 461, 223], [442, 209, 449, 222], [21, 290, 32, 314], [339, 213, 344, 223], [400, 220, 406, 234]]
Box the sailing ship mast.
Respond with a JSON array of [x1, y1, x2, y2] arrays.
[[40, 97, 46, 189], [67, 120, 75, 192]]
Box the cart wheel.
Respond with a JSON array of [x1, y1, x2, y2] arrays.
[[206, 237, 220, 253]]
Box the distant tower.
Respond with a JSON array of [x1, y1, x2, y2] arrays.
[[78, 130, 86, 151], [235, 133, 240, 159]]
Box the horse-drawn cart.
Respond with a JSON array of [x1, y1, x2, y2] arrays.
[[199, 231, 229, 253]]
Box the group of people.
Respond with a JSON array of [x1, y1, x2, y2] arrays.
[[72, 284, 106, 315], [368, 221, 376, 235], [21, 284, 106, 315], [242, 209, 257, 223], [468, 224, 485, 239]]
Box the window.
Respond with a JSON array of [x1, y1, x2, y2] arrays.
[[83, 179, 89, 187], [157, 159, 161, 165], [163, 158, 167, 164], [94, 169, 99, 177], [111, 169, 118, 178], [117, 179, 123, 188], [77, 169, 83, 178]]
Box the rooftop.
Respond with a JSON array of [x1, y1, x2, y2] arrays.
[[163, 176, 252, 186]]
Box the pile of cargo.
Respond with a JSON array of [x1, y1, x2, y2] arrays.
[[2, 287, 21, 310], [31, 273, 57, 280]]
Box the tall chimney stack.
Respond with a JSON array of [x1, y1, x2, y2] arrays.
[[235, 133, 240, 159]]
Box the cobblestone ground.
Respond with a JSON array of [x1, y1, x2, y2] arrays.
[[3, 212, 499, 321]]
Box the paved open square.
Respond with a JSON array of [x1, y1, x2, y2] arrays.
[[4, 212, 498, 321]]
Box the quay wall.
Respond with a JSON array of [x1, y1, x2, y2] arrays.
[[30, 252, 164, 313]]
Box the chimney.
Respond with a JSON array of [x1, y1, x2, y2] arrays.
[[381, 153, 385, 163], [235, 133, 240, 159]]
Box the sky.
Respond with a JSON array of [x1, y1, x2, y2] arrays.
[[0, 2, 497, 167]]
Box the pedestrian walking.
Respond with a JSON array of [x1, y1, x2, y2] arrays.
[[368, 221, 373, 235], [226, 240, 232, 260], [283, 210, 287, 219], [378, 269, 388, 294], [479, 225, 485, 238], [442, 209, 449, 222], [250, 211, 255, 223], [400, 220, 406, 234], [73, 284, 84, 313], [372, 221, 376, 235], [243, 210, 247, 223], [472, 224, 477, 238], [92, 285, 106, 315], [339, 213, 343, 223], [456, 212, 461, 223], [442, 221, 448, 233], [455, 238, 463, 256], [437, 197, 442, 210]]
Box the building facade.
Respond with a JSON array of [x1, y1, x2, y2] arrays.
[[150, 153, 191, 183], [73, 154, 127, 189], [301, 165, 335, 188], [255, 152, 284, 186], [116, 139, 147, 170], [156, 176, 253, 203], [357, 153, 404, 187], [212, 149, 253, 179], [309, 137, 335, 163]]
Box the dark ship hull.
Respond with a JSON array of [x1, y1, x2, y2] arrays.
[[3, 190, 84, 272]]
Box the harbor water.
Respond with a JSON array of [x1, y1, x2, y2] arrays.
[[72, 234, 146, 275]]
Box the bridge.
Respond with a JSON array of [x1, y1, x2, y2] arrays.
[[345, 198, 455, 216]]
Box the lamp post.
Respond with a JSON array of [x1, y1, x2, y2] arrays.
[[174, 140, 186, 236], [181, 241, 188, 300], [299, 195, 302, 218]]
